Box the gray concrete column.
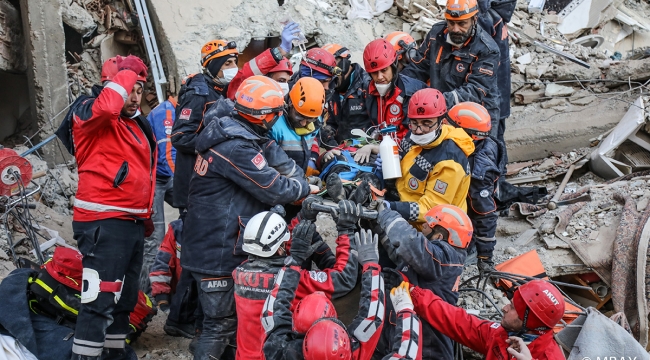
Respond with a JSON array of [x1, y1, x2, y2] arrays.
[[20, 0, 70, 165]]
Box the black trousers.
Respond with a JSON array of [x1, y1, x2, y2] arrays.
[[71, 219, 144, 360]]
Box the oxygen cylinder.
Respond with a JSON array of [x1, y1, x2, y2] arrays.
[[379, 126, 402, 180]]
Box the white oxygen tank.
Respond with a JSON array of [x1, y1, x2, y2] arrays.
[[379, 126, 402, 180]]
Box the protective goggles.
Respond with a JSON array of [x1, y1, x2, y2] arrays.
[[398, 40, 418, 63], [234, 102, 285, 117], [303, 56, 342, 77], [332, 47, 351, 59], [202, 41, 237, 63]]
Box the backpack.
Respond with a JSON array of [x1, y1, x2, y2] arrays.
[[55, 95, 91, 155], [27, 247, 156, 342]]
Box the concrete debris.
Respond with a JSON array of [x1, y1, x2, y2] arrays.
[[545, 83, 575, 97], [0, 0, 26, 73], [60, 0, 97, 36]]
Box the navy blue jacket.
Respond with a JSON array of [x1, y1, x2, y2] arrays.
[[375, 209, 466, 360], [181, 99, 310, 276], [327, 63, 372, 143], [171, 73, 224, 208], [478, 0, 516, 119], [401, 22, 501, 136], [467, 136, 507, 254]]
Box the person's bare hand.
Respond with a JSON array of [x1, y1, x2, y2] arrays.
[[506, 337, 532, 360]]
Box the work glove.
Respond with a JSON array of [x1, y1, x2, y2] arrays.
[[506, 337, 533, 360], [301, 195, 323, 221], [353, 144, 376, 164], [336, 200, 362, 231], [354, 229, 379, 265], [144, 218, 154, 237], [270, 204, 286, 218], [155, 294, 170, 315], [323, 149, 341, 162], [289, 220, 317, 264], [116, 55, 148, 79], [280, 22, 302, 53], [390, 281, 414, 313], [374, 154, 383, 172]]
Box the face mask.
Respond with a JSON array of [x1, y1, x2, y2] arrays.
[[279, 82, 290, 96], [218, 67, 238, 84], [375, 83, 391, 97], [410, 129, 440, 145]]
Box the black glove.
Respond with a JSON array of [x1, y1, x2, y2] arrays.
[[155, 294, 170, 314], [289, 220, 317, 264], [300, 195, 323, 221], [270, 204, 286, 218], [336, 200, 361, 231]]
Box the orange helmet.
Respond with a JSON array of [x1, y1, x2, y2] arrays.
[[289, 77, 325, 118], [293, 291, 337, 334], [424, 204, 473, 248], [445, 0, 479, 20], [448, 102, 491, 140], [101, 57, 119, 83], [385, 32, 416, 61], [322, 43, 351, 59], [234, 75, 285, 126], [201, 40, 238, 67]]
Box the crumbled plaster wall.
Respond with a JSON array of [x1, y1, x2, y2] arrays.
[[147, 0, 404, 92]]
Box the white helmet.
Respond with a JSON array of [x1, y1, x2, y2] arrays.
[[242, 211, 290, 257]]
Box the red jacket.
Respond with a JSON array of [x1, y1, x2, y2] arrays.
[[72, 70, 157, 222], [411, 286, 565, 360], [149, 220, 183, 297], [227, 49, 283, 100]]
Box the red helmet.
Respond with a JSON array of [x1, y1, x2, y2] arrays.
[[424, 204, 473, 248], [301, 48, 338, 77], [268, 58, 294, 75], [293, 291, 337, 334], [363, 39, 397, 73], [303, 319, 351, 360], [101, 57, 119, 83], [408, 88, 447, 119], [513, 280, 565, 332], [448, 102, 491, 140]]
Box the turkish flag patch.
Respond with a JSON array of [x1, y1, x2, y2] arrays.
[[179, 108, 192, 120], [434, 179, 448, 195], [251, 153, 266, 170]]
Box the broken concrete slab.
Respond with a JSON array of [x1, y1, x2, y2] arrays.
[[545, 83, 575, 97], [541, 98, 567, 109], [570, 95, 597, 106], [60, 0, 96, 36], [605, 60, 650, 84], [514, 88, 544, 104], [517, 52, 532, 65], [0, 0, 25, 73]]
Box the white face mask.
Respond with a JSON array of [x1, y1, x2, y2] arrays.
[[219, 67, 238, 84], [375, 83, 391, 97], [279, 82, 290, 96], [410, 129, 440, 145]]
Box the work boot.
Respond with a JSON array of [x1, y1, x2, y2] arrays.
[[188, 328, 201, 355], [349, 181, 371, 205], [164, 319, 195, 339], [477, 256, 496, 274], [326, 173, 346, 202]]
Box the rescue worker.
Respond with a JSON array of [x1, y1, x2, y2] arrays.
[[70, 55, 156, 360], [268, 77, 325, 175], [446, 102, 507, 272], [290, 47, 340, 100], [385, 31, 419, 72], [149, 220, 199, 339], [321, 43, 372, 144], [233, 199, 360, 360], [227, 22, 302, 100], [262, 228, 422, 360], [477, 0, 515, 147], [362, 38, 426, 142], [406, 279, 567, 359], [171, 39, 238, 215], [374, 204, 471, 359], [401, 0, 501, 136], [140, 96, 178, 298], [181, 76, 311, 360], [384, 88, 474, 226]]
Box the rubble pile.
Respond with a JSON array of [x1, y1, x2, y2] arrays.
[[63, 0, 158, 109]]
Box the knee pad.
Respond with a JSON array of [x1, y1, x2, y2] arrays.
[[81, 268, 124, 304]]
